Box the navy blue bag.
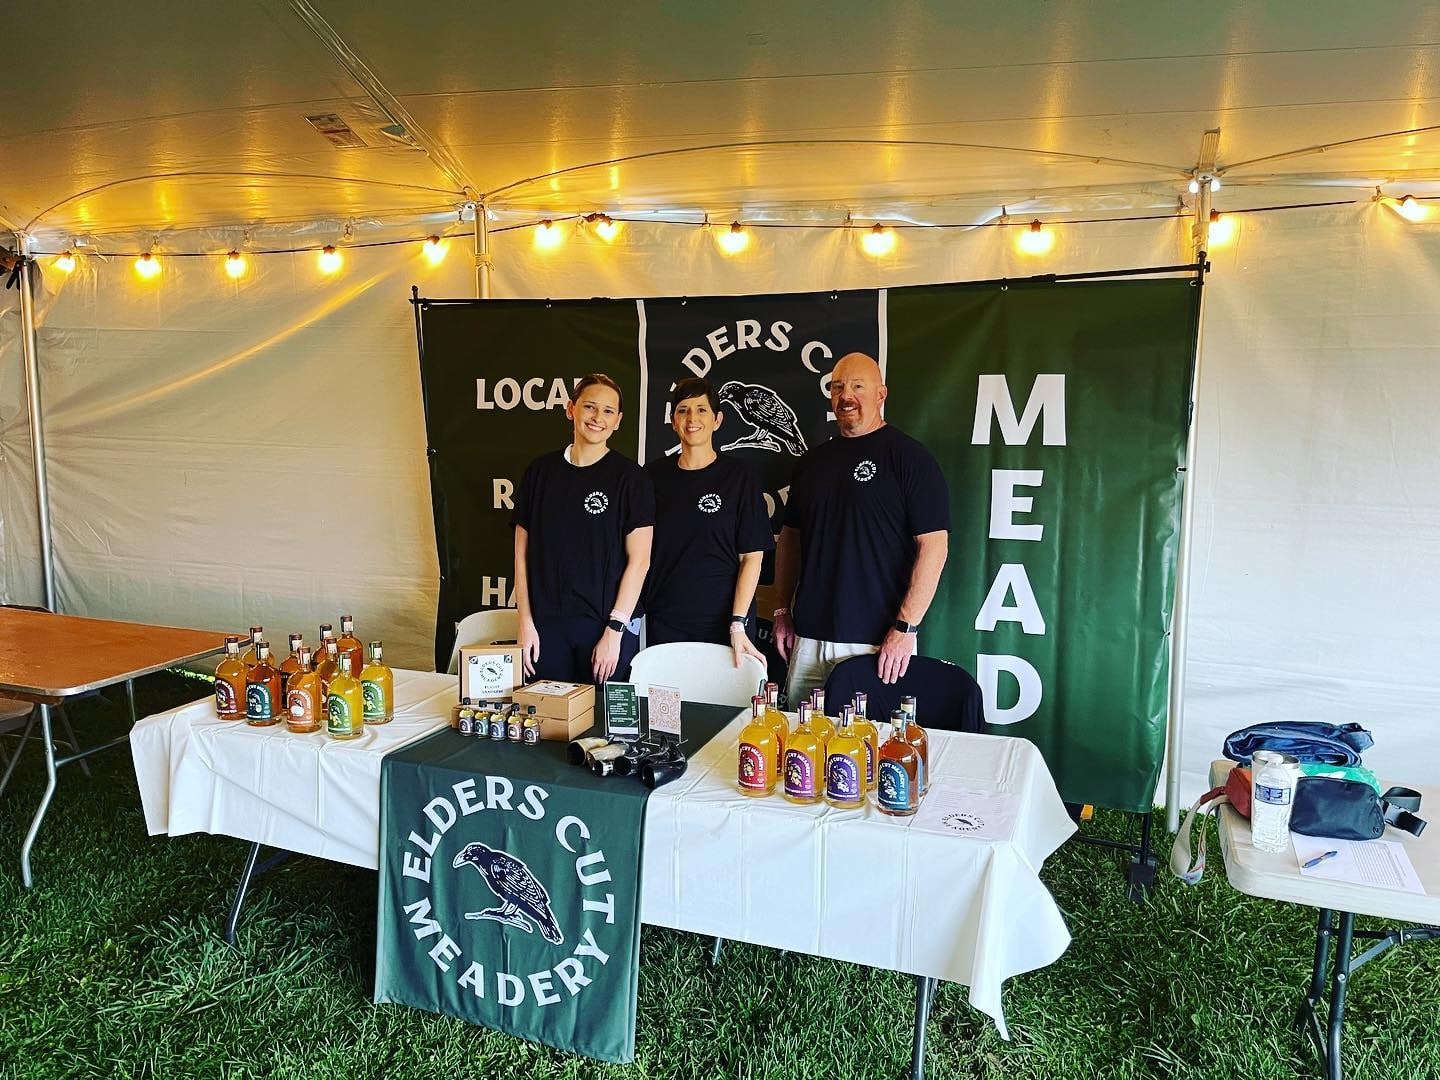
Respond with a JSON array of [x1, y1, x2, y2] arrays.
[[1222, 721, 1373, 767]]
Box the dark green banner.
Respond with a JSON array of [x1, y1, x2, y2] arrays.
[[885, 279, 1198, 811], [415, 300, 642, 670], [375, 732, 648, 1062]]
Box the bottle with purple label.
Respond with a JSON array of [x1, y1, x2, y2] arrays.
[[825, 705, 866, 808], [782, 701, 823, 805]]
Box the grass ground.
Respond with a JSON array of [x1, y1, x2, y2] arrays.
[[0, 672, 1435, 1079]]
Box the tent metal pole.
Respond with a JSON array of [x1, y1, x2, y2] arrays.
[[1164, 190, 1212, 832], [474, 202, 491, 299], [15, 237, 57, 611]]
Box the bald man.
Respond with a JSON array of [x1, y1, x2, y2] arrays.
[[771, 352, 950, 701]]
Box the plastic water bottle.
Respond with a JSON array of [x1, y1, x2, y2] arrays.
[[1250, 750, 1297, 853]]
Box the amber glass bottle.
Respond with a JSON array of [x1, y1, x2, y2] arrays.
[[336, 615, 364, 681], [244, 642, 282, 727], [738, 695, 777, 797], [285, 646, 322, 734], [214, 636, 246, 720]]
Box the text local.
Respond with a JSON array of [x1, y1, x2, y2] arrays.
[[972, 373, 1065, 726]]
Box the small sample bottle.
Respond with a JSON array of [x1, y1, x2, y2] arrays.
[[522, 705, 541, 745], [285, 646, 322, 734], [850, 691, 880, 793], [325, 654, 364, 740], [457, 698, 476, 736], [360, 640, 394, 724], [738, 694, 777, 797], [877, 709, 919, 816], [245, 641, 282, 727], [488, 704, 508, 741], [240, 625, 264, 668], [782, 701, 823, 805], [336, 615, 364, 682], [214, 636, 246, 720], [825, 705, 866, 809], [506, 705, 524, 742]]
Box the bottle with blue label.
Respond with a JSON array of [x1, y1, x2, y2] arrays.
[[877, 709, 919, 816], [825, 705, 866, 808]]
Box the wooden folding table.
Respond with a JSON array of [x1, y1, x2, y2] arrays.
[[0, 607, 228, 886]]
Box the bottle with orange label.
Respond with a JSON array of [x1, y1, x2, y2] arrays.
[[213, 636, 246, 720], [782, 701, 824, 805], [738, 694, 777, 797], [285, 646, 322, 734]]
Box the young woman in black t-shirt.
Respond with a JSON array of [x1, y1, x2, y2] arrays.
[[643, 377, 773, 666], [511, 373, 654, 686]]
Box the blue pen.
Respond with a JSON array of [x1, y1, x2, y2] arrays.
[[1302, 850, 1339, 869]]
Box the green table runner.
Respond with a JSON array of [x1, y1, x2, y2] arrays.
[[375, 702, 736, 1062]]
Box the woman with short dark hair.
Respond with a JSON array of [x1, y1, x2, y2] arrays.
[[643, 376, 773, 667], [512, 373, 653, 685]]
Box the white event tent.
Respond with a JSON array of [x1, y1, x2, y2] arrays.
[[2, 2, 1437, 821]]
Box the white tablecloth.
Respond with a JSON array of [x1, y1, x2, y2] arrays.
[[131, 674, 1075, 1035], [131, 670, 455, 868]]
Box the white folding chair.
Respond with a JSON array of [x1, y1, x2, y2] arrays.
[[628, 642, 766, 707], [445, 609, 520, 674]]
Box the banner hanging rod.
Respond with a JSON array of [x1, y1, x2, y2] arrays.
[[408, 260, 1208, 308]]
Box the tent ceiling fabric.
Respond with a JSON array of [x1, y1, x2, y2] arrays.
[[6, 1, 1440, 242]]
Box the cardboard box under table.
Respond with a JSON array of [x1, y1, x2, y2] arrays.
[[512, 679, 595, 740]]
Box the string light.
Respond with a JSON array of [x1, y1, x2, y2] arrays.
[[594, 214, 620, 242], [1393, 194, 1429, 222], [423, 235, 446, 265], [534, 219, 564, 250], [1206, 210, 1236, 247], [225, 251, 247, 279], [55, 251, 76, 273], [1017, 219, 1055, 255], [134, 252, 161, 279], [318, 245, 343, 274], [861, 223, 895, 257], [717, 221, 749, 255]]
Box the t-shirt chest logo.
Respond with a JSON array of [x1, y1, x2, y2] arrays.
[[582, 491, 610, 515], [697, 493, 723, 514], [853, 460, 878, 482]]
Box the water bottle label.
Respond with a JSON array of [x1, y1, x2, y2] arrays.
[[1255, 783, 1291, 805]]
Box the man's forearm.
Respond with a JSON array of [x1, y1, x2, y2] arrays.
[[897, 532, 948, 625]]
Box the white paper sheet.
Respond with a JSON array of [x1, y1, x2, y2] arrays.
[[910, 784, 1020, 842], [1292, 834, 1426, 894]]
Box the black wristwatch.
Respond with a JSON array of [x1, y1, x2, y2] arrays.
[[894, 619, 920, 634], [606, 617, 627, 633]]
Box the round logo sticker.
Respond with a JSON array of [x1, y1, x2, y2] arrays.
[[583, 491, 609, 515], [940, 811, 985, 833], [853, 460, 878, 482], [697, 493, 722, 513]]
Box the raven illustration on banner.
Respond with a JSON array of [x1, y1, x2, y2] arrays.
[[717, 380, 809, 456], [452, 841, 564, 944]]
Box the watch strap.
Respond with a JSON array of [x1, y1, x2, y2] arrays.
[[894, 618, 920, 634]]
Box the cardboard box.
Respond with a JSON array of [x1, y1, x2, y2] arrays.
[[513, 680, 595, 721], [540, 707, 596, 742], [460, 645, 523, 701]]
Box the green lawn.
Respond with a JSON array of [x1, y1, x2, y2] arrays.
[[0, 672, 1435, 1079]]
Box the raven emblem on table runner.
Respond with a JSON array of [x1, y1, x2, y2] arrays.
[[452, 841, 564, 945], [717, 380, 809, 456]]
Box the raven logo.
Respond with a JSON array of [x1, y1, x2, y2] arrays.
[[583, 491, 609, 515], [698, 493, 722, 513], [452, 841, 564, 945], [716, 380, 808, 457], [853, 459, 877, 482]]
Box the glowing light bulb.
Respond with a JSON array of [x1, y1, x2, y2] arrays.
[[1395, 194, 1429, 222], [717, 222, 750, 255], [319, 245, 343, 274], [594, 215, 620, 242], [1206, 210, 1235, 247], [225, 251, 247, 279], [134, 253, 161, 279], [534, 219, 564, 250], [1188, 179, 1201, 195], [861, 223, 895, 257], [55, 251, 77, 273], [423, 235, 446, 265], [1017, 219, 1054, 255], [1209, 176, 1221, 192]]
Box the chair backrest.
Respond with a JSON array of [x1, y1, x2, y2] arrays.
[[822, 655, 983, 733], [446, 608, 521, 675], [629, 642, 767, 707]]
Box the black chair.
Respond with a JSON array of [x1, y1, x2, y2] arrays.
[[822, 654, 983, 733]]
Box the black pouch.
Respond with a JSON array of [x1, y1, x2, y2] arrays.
[[1291, 776, 1385, 840]]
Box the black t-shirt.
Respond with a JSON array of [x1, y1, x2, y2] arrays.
[[643, 452, 775, 635], [784, 424, 950, 644], [511, 448, 655, 622]]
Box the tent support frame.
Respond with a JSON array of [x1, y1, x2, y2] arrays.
[[16, 236, 57, 611]]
